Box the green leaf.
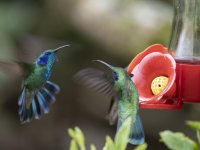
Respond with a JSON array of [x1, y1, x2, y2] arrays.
[[70, 140, 79, 150], [103, 136, 115, 150], [160, 130, 199, 150], [134, 143, 148, 150], [90, 144, 97, 150], [74, 127, 86, 150], [197, 131, 200, 146], [114, 117, 131, 150], [68, 127, 86, 150], [186, 121, 200, 131], [186, 121, 200, 145], [68, 128, 77, 139]]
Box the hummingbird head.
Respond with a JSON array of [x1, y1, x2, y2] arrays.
[[36, 45, 69, 66], [93, 60, 126, 82]]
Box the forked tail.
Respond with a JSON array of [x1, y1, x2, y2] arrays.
[[18, 81, 60, 123]]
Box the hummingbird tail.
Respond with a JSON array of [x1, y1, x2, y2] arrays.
[[45, 81, 60, 94], [18, 81, 60, 123], [18, 86, 34, 123], [117, 115, 145, 145], [129, 115, 145, 145], [34, 81, 60, 114], [35, 92, 50, 114], [37, 81, 60, 105]]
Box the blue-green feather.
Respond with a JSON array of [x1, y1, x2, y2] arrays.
[[129, 115, 145, 144], [31, 98, 41, 119], [18, 49, 61, 123], [39, 88, 56, 104], [18, 82, 59, 123], [36, 92, 50, 114]]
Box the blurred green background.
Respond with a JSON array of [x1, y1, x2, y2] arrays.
[[0, 0, 199, 149]]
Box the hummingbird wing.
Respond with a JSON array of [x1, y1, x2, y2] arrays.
[[74, 68, 115, 96], [74, 68, 120, 126], [106, 96, 118, 125], [0, 60, 33, 78]]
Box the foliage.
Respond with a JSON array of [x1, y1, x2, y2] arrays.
[[160, 120, 200, 150], [160, 131, 198, 150], [68, 127, 86, 150], [133, 143, 148, 150], [186, 121, 200, 131], [68, 118, 147, 150], [186, 121, 200, 145], [68, 120, 200, 150]]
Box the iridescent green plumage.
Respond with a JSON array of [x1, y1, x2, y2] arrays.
[[113, 67, 138, 122], [24, 50, 56, 90], [74, 60, 145, 145], [17, 45, 69, 123]]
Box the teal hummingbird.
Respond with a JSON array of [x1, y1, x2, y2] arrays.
[[74, 60, 144, 145], [18, 45, 70, 123], [0, 45, 69, 123]]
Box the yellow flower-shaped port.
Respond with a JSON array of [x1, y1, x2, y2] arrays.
[[151, 76, 169, 96]]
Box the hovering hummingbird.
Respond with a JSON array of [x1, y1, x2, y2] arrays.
[[74, 60, 144, 145], [0, 45, 69, 123]]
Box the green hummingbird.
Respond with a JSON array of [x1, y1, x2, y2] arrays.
[[0, 45, 69, 123], [74, 60, 144, 145]]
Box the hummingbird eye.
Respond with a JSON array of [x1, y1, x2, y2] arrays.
[[129, 73, 134, 78], [112, 72, 119, 81]]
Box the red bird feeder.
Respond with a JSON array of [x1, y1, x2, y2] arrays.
[[128, 0, 200, 109]]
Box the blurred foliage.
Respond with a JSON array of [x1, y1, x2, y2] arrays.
[[0, 2, 38, 60], [68, 120, 200, 150], [160, 121, 200, 150], [69, 127, 86, 150], [103, 118, 131, 150], [68, 118, 147, 150], [160, 131, 198, 150], [186, 121, 200, 131], [134, 143, 148, 150], [186, 121, 200, 146]]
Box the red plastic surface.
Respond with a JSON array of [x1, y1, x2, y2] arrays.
[[176, 61, 200, 103], [139, 61, 200, 109], [139, 99, 183, 110]]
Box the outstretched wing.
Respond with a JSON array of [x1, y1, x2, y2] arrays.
[[74, 68, 115, 96], [106, 96, 118, 125], [0, 60, 32, 79]]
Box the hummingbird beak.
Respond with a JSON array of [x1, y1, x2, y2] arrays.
[[93, 60, 114, 70], [53, 44, 70, 53]]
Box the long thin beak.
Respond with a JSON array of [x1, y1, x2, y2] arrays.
[[53, 44, 70, 53], [93, 60, 113, 70]]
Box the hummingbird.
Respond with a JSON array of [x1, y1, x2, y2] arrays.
[[0, 45, 69, 123], [74, 60, 144, 145]]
